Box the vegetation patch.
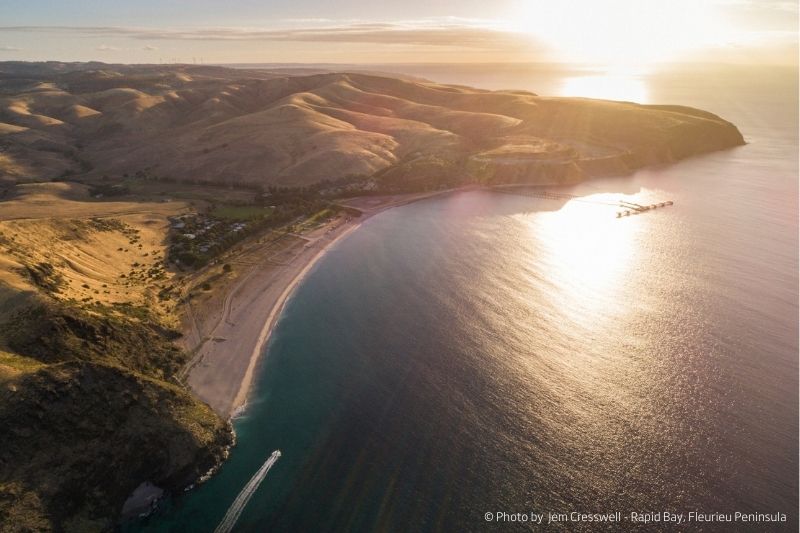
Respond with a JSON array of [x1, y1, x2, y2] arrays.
[[4, 301, 185, 380], [0, 361, 231, 531], [86, 217, 128, 233], [0, 298, 232, 531], [0, 350, 44, 383], [210, 204, 274, 221], [88, 183, 131, 198], [22, 262, 65, 294], [167, 197, 325, 269]]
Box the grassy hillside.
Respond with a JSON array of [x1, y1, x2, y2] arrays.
[[0, 298, 233, 531], [0, 183, 233, 531], [0, 63, 744, 189], [0, 182, 187, 325]]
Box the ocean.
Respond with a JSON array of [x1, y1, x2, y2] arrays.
[[132, 63, 798, 532]]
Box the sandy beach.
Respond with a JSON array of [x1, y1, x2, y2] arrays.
[[183, 189, 463, 416]]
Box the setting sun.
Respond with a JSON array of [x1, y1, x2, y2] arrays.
[[507, 0, 728, 67]]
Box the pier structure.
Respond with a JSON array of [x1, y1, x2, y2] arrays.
[[616, 200, 674, 218], [487, 186, 673, 218]]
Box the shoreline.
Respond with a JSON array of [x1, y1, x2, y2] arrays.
[[230, 221, 360, 414], [184, 187, 466, 416]]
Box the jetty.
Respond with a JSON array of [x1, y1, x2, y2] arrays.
[[488, 187, 673, 218], [615, 200, 674, 218]]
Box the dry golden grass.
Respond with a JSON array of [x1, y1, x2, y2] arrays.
[[0, 182, 188, 221], [0, 65, 743, 188], [0, 182, 190, 327], [0, 349, 43, 383]]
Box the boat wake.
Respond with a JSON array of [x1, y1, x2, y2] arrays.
[[213, 450, 282, 533]]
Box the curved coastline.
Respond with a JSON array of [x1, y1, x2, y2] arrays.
[[184, 188, 467, 417], [183, 137, 748, 418], [231, 221, 360, 414]]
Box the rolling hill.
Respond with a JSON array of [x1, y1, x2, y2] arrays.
[[0, 62, 745, 188]]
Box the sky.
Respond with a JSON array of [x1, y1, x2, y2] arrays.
[[0, 0, 797, 67]]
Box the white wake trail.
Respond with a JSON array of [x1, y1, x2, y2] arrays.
[[214, 450, 282, 533]]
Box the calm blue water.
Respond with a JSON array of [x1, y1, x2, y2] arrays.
[[134, 64, 798, 532]]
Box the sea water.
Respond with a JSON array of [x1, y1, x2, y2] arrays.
[[134, 63, 798, 532]]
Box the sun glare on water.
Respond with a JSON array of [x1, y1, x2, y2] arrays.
[[521, 196, 639, 328]]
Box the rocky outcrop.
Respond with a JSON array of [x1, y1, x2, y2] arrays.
[[0, 302, 232, 531]]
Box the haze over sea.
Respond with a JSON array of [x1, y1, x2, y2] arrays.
[[133, 63, 798, 532]]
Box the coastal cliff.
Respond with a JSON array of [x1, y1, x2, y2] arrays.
[[0, 302, 233, 531]]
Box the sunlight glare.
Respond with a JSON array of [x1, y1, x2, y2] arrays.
[[508, 0, 729, 68], [560, 74, 648, 102], [523, 197, 638, 326]]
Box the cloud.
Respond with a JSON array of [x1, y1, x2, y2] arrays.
[[712, 0, 798, 11], [95, 43, 120, 51], [0, 45, 21, 51], [0, 21, 538, 52], [143, 44, 158, 50]]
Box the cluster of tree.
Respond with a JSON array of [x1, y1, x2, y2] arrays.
[[169, 198, 330, 269], [373, 156, 470, 193], [259, 174, 375, 204], [87, 183, 131, 197]]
